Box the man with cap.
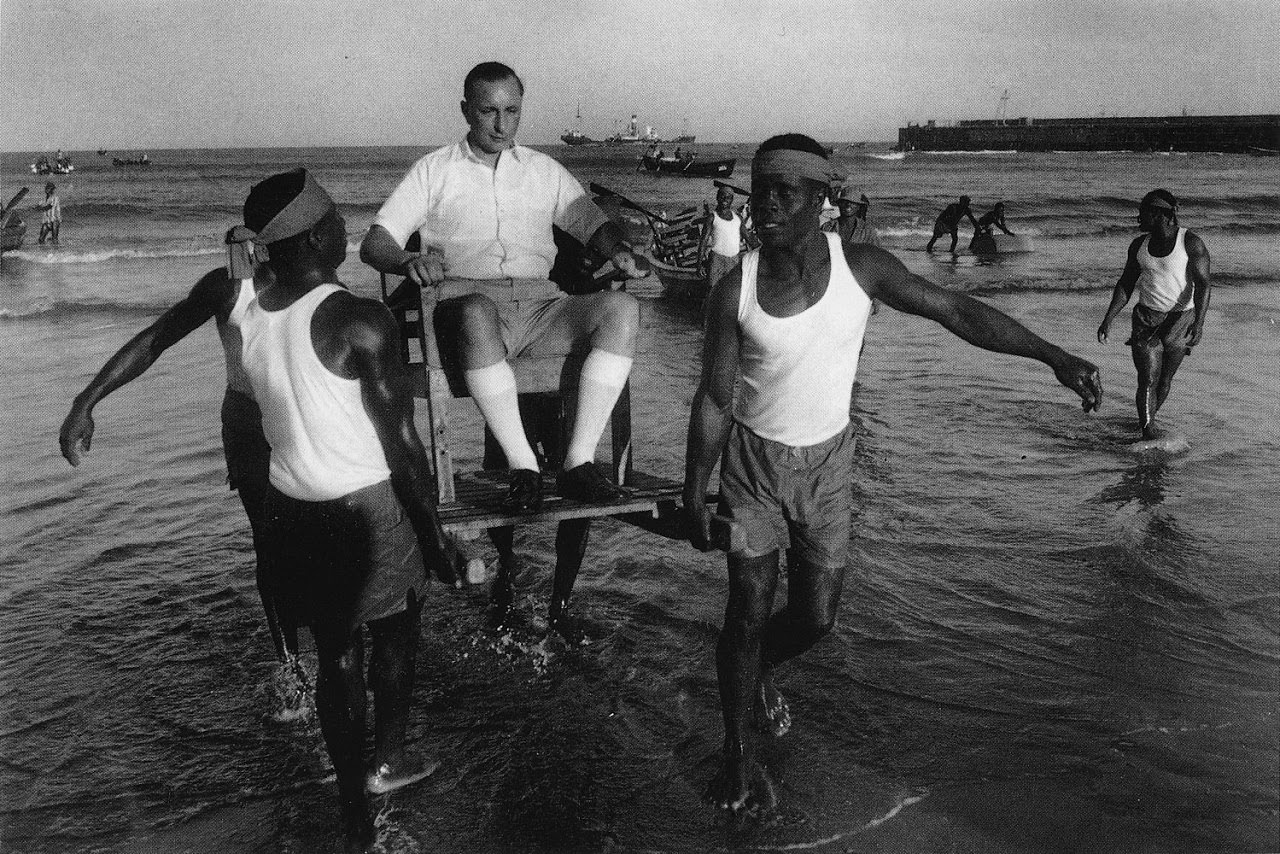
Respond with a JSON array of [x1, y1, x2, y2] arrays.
[[360, 61, 644, 517], [235, 168, 452, 851], [925, 194, 978, 253], [684, 133, 1103, 815], [823, 186, 880, 247], [1097, 188, 1211, 440], [699, 184, 750, 292]]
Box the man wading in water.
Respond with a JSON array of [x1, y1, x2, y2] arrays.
[[1097, 189, 1212, 440], [684, 134, 1103, 815]]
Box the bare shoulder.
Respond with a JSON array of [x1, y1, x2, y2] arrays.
[[842, 242, 909, 298], [1183, 229, 1209, 256], [314, 289, 395, 349], [706, 261, 744, 323]]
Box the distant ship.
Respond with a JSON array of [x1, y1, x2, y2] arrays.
[[561, 129, 598, 146], [561, 102, 601, 146], [605, 115, 696, 146]]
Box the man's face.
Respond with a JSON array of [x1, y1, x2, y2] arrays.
[[836, 200, 858, 218], [1137, 202, 1163, 232], [462, 77, 523, 156], [750, 171, 825, 248], [716, 189, 734, 210]]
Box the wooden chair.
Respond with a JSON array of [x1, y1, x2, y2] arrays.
[[379, 233, 686, 622]]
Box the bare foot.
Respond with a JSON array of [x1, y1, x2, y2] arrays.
[[704, 753, 778, 816], [753, 678, 791, 737]]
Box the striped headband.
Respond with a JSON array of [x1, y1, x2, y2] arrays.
[[751, 149, 838, 184], [1143, 196, 1177, 211], [225, 169, 335, 279]]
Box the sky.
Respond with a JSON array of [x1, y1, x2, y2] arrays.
[[2, 0, 1278, 151]]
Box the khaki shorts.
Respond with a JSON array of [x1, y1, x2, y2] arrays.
[[432, 278, 595, 360], [717, 422, 856, 569], [1127, 304, 1194, 349]]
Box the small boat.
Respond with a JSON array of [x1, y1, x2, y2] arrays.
[[1, 187, 30, 254], [112, 154, 152, 167], [1247, 146, 1279, 157], [30, 155, 74, 175], [590, 182, 711, 301], [640, 154, 735, 178], [1, 214, 26, 253]]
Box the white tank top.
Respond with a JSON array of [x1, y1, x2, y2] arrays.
[[735, 232, 873, 447], [1136, 227, 1193, 312], [241, 284, 391, 501], [216, 278, 256, 397], [709, 212, 741, 257]]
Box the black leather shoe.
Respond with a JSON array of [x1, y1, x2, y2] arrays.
[[556, 462, 629, 503], [503, 469, 543, 513]]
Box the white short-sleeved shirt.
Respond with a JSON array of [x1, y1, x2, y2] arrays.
[[373, 139, 609, 280]]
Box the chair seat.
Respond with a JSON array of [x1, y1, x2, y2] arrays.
[[438, 470, 685, 533]]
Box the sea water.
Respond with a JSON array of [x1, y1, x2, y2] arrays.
[[1, 146, 1277, 852]]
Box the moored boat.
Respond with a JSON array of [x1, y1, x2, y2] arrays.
[[640, 154, 735, 178], [112, 154, 152, 167], [2, 215, 26, 253]]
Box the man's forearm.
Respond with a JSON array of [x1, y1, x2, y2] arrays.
[[948, 297, 1066, 365], [360, 225, 416, 274], [683, 389, 732, 494]]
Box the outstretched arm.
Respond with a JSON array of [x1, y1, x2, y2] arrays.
[[683, 269, 743, 550], [60, 268, 235, 466], [1185, 231, 1212, 347], [853, 245, 1102, 411], [1098, 237, 1143, 343], [338, 296, 457, 584]]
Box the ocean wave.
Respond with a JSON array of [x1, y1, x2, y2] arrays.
[[0, 298, 172, 322], [4, 246, 223, 264], [5, 238, 363, 265], [62, 199, 385, 219]]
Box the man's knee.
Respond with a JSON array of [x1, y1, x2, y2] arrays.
[[454, 293, 501, 335], [593, 290, 640, 345]]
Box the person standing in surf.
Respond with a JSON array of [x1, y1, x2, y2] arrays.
[[925, 194, 978, 253], [1097, 189, 1212, 440], [699, 185, 749, 292], [234, 169, 452, 852], [683, 134, 1103, 816]]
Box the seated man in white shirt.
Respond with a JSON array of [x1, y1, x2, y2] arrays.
[[360, 61, 642, 514]]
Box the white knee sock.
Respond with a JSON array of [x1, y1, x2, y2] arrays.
[[463, 362, 539, 471], [564, 350, 634, 470]]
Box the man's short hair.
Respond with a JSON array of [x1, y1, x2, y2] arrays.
[[464, 62, 524, 101], [244, 169, 307, 235], [755, 133, 830, 160]]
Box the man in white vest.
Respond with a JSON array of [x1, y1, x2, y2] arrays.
[[684, 134, 1103, 816], [234, 169, 451, 852], [1096, 189, 1212, 440]]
